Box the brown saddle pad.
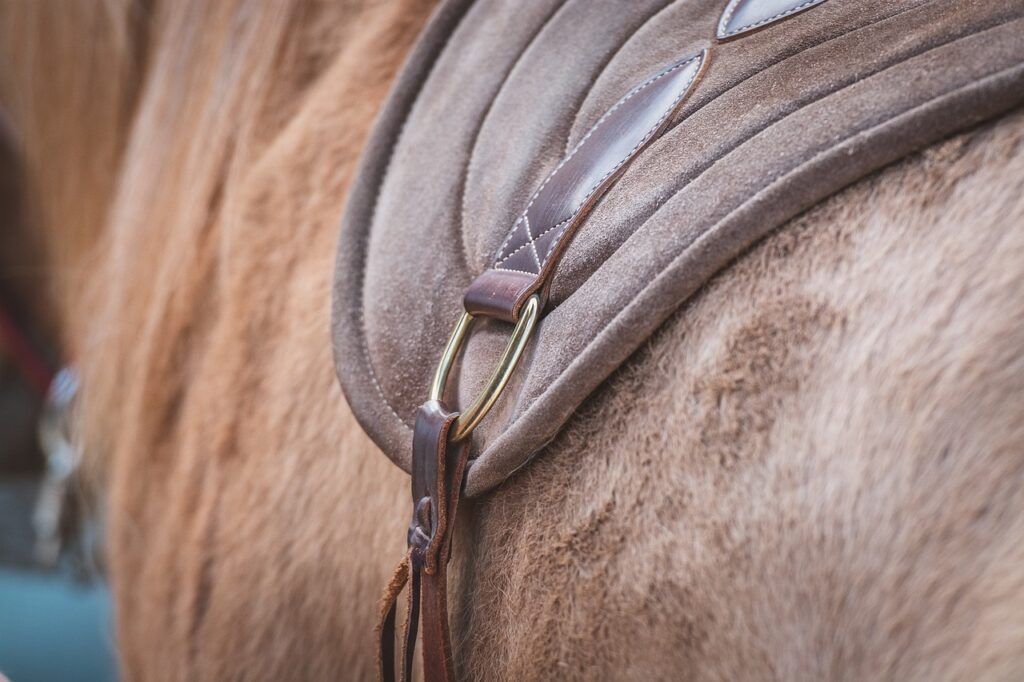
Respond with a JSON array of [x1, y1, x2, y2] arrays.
[[333, 0, 1024, 496]]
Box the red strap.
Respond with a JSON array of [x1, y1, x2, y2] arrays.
[[0, 297, 54, 395]]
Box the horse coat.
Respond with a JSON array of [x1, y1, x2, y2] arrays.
[[332, 0, 1024, 497]]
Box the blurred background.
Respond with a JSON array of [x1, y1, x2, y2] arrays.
[[0, 118, 117, 682]]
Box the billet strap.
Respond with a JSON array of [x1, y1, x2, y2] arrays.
[[378, 1, 829, 678], [379, 402, 468, 682]]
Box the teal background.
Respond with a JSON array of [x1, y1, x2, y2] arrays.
[[0, 568, 117, 682]]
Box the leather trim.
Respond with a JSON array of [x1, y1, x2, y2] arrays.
[[409, 401, 466, 574], [463, 269, 535, 323], [717, 0, 828, 40], [464, 51, 708, 321]]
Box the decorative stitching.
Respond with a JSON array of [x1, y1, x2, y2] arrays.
[[718, 0, 825, 39], [524, 214, 543, 270], [494, 237, 540, 272], [359, 312, 407, 425], [494, 57, 695, 263], [496, 217, 571, 270], [495, 268, 539, 277], [543, 222, 573, 262], [494, 53, 703, 273], [493, 216, 525, 264]]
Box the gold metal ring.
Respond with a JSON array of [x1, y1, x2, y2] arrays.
[[429, 295, 540, 442]]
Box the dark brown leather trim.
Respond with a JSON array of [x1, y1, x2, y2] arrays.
[[463, 50, 708, 322], [409, 400, 468, 573], [421, 564, 455, 681], [717, 0, 828, 41]]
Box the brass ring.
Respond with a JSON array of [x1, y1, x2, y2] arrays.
[[429, 295, 540, 442]]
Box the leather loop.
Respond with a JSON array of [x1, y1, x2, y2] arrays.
[[409, 401, 466, 573], [462, 269, 535, 323]]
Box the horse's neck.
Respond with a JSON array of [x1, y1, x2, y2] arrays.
[[0, 1, 145, 349], [0, 0, 425, 352]]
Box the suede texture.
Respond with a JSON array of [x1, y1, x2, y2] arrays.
[[332, 0, 1024, 495]]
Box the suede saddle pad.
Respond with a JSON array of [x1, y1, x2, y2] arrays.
[[333, 0, 1024, 496]]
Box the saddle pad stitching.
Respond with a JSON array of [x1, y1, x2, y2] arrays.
[[362, 168, 415, 429], [360, 319, 407, 425], [502, 54, 1024, 465], [718, 0, 824, 39], [543, 0, 953, 276], [496, 217, 571, 270], [659, 0, 935, 161], [362, 162, 416, 428], [352, 0, 988, 440], [494, 54, 702, 271], [594, 0, 999, 266], [535, 3, 935, 272], [493, 56, 698, 264], [628, 14, 1023, 282]]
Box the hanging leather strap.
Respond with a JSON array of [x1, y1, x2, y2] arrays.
[[377, 553, 417, 682], [379, 401, 469, 682]]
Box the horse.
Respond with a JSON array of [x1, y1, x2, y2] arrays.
[[2, 0, 1023, 680]]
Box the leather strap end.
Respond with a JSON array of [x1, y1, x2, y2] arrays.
[[377, 554, 411, 682], [463, 268, 537, 322]]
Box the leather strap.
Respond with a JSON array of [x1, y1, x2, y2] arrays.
[[380, 401, 468, 681], [463, 51, 707, 323], [377, 553, 409, 682]]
